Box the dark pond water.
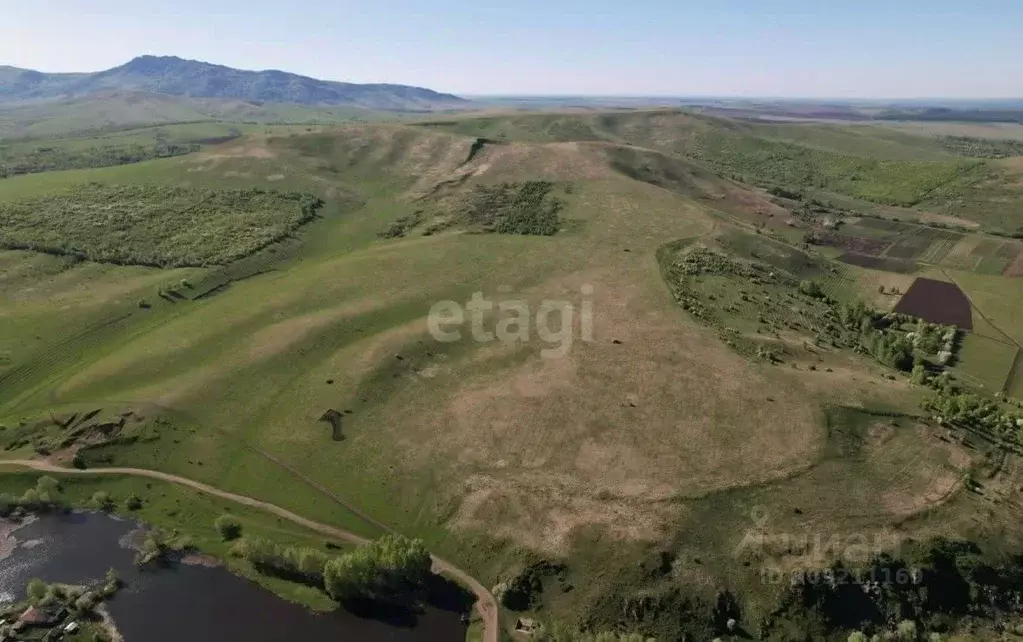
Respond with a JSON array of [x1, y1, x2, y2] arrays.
[[0, 513, 467, 642]]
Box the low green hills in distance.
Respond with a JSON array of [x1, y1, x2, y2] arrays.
[[3, 94, 1023, 642]]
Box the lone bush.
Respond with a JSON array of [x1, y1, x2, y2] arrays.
[[91, 491, 114, 512], [798, 279, 824, 298], [214, 514, 242, 541], [26, 578, 48, 603]]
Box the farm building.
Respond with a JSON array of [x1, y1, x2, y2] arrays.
[[13, 605, 65, 631]]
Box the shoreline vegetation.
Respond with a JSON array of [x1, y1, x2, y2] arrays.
[[0, 572, 123, 641], [0, 468, 480, 637], [4, 460, 1023, 642]]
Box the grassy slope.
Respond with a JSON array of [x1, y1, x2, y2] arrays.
[[0, 93, 384, 140], [0, 116, 1019, 635], [420, 110, 1023, 233]]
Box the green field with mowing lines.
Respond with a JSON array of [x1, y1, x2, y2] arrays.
[[954, 333, 1018, 393]]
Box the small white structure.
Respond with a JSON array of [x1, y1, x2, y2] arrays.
[[63, 621, 80, 634]]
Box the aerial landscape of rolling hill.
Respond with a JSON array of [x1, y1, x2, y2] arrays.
[[2, 3, 1023, 642]]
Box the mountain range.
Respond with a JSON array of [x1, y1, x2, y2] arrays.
[[0, 55, 468, 111]]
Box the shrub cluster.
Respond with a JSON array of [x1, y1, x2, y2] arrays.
[[232, 533, 433, 605], [0, 142, 199, 178], [0, 184, 323, 267], [0, 476, 65, 516], [937, 135, 1023, 159], [230, 537, 331, 586], [924, 385, 1023, 441], [462, 181, 563, 236], [664, 247, 961, 376]]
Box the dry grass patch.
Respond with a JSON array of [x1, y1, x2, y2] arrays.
[[452, 471, 669, 554], [874, 423, 971, 518], [193, 135, 277, 163], [398, 267, 826, 553]]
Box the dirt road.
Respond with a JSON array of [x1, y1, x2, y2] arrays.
[[0, 459, 498, 642]]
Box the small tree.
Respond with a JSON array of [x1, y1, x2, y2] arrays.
[[135, 532, 165, 566], [91, 491, 114, 512], [324, 550, 377, 602], [125, 494, 143, 510], [26, 578, 47, 603], [36, 476, 60, 497], [0, 493, 15, 517], [74, 591, 98, 615], [102, 568, 121, 597], [799, 280, 824, 298], [19, 488, 41, 507], [911, 364, 929, 385], [214, 514, 242, 541], [896, 620, 917, 641]]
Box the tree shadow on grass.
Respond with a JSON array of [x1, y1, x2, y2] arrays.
[[340, 573, 474, 628]]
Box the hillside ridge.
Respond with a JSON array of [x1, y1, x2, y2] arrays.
[[0, 55, 468, 111]]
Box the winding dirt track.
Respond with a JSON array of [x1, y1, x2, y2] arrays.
[[0, 460, 498, 642]]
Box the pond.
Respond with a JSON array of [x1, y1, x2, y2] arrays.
[[0, 512, 468, 642]]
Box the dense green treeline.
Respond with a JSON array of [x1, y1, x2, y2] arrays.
[[230, 533, 433, 605], [0, 142, 199, 178], [688, 131, 982, 208]]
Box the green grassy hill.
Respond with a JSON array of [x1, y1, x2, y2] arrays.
[[0, 92, 384, 140], [421, 110, 1023, 234], [2, 111, 1022, 640]]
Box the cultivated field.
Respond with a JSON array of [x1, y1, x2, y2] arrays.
[[954, 333, 1018, 393], [892, 278, 973, 329], [815, 217, 1023, 276]]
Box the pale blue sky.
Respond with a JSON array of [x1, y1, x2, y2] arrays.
[[3, 0, 1021, 97]]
